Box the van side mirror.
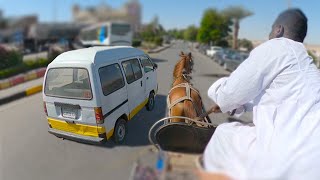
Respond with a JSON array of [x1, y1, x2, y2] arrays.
[[153, 63, 158, 70]]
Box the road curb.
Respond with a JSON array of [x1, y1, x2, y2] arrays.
[[148, 44, 172, 54], [0, 84, 43, 106], [0, 67, 46, 90]]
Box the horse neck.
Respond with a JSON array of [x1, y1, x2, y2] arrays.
[[173, 58, 187, 78]]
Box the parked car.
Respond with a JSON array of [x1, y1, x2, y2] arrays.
[[198, 44, 209, 55], [206, 46, 223, 58], [213, 48, 234, 65], [223, 52, 249, 72], [43, 46, 158, 144]]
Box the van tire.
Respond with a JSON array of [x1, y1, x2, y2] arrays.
[[146, 92, 155, 111], [113, 118, 127, 144]]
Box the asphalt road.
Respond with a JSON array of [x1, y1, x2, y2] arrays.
[[0, 42, 252, 180]]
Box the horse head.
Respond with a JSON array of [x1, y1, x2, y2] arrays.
[[186, 52, 194, 73], [175, 51, 194, 77]]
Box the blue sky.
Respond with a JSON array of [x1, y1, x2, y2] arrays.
[[0, 0, 319, 44]]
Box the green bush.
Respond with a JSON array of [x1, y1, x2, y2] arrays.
[[154, 36, 163, 46], [0, 64, 27, 79], [0, 58, 50, 80], [24, 58, 50, 70], [132, 39, 142, 47], [0, 46, 23, 70]]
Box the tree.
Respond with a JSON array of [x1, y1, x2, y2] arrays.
[[139, 20, 165, 46], [222, 6, 253, 49], [183, 25, 198, 42], [167, 29, 184, 40], [197, 8, 231, 45], [140, 24, 156, 42], [238, 38, 253, 51]]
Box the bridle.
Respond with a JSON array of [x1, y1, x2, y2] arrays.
[[173, 73, 192, 85]]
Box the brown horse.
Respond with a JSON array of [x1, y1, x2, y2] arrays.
[[167, 52, 210, 124]]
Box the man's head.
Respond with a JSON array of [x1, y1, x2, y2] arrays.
[[269, 8, 308, 42]]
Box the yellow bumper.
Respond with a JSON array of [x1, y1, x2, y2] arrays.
[[48, 118, 106, 138]]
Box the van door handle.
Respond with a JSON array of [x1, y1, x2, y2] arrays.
[[146, 77, 149, 80], [140, 81, 142, 87]]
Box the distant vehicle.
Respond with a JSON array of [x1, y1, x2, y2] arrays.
[[79, 21, 132, 47], [213, 48, 234, 65], [43, 46, 158, 144], [206, 46, 223, 58], [223, 52, 249, 72], [198, 44, 209, 55]]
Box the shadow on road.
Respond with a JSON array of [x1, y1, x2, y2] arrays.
[[96, 94, 167, 148], [151, 58, 168, 63], [199, 73, 229, 78]]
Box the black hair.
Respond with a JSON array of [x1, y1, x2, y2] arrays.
[[273, 8, 308, 42]]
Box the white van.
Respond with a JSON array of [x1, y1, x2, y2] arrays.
[[43, 46, 158, 143]]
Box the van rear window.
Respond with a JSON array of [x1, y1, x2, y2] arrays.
[[44, 68, 92, 100]]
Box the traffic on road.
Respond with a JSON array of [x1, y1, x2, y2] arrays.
[[0, 42, 251, 180]]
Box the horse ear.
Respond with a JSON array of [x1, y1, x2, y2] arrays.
[[188, 52, 192, 58], [180, 51, 184, 56]]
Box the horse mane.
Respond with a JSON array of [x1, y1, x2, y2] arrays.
[[173, 56, 186, 78]]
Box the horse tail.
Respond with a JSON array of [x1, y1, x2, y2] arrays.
[[183, 100, 197, 119]]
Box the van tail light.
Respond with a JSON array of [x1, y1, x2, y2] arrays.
[[94, 107, 104, 124], [43, 102, 48, 116]]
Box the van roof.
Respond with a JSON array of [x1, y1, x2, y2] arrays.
[[51, 46, 145, 66]]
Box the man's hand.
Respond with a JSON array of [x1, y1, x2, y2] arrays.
[[196, 170, 231, 180], [194, 104, 222, 121], [210, 104, 221, 113]]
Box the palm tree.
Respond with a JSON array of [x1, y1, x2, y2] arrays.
[[222, 6, 253, 50]]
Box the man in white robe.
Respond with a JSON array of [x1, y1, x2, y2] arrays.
[[203, 9, 320, 179]]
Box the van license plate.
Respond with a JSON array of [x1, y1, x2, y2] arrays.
[[62, 107, 76, 119]]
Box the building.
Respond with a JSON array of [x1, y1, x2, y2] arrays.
[[0, 13, 82, 52], [72, 0, 141, 32]]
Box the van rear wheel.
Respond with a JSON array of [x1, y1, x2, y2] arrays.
[[113, 118, 127, 144], [146, 92, 155, 111]]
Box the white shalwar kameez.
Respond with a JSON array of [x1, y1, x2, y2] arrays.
[[204, 38, 320, 179]]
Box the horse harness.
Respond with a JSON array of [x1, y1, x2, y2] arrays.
[[167, 82, 209, 125]]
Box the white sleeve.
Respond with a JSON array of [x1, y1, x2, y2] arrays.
[[207, 41, 287, 113]]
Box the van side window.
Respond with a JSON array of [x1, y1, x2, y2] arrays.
[[122, 60, 135, 84], [131, 59, 143, 79], [140, 56, 154, 73], [99, 64, 125, 96], [122, 59, 142, 84]]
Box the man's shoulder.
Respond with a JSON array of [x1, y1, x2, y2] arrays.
[[251, 38, 288, 55], [256, 38, 287, 49]]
